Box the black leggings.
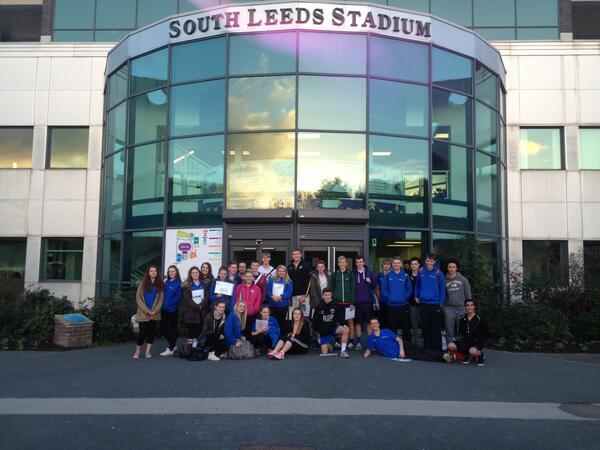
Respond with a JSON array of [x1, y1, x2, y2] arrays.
[[186, 323, 202, 340], [404, 342, 445, 363], [419, 304, 443, 351], [160, 311, 179, 350], [137, 321, 156, 346], [204, 332, 228, 354], [250, 333, 272, 351], [270, 307, 287, 335]]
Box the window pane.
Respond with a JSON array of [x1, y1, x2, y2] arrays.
[[124, 231, 163, 283], [433, 232, 471, 262], [129, 89, 168, 144], [171, 80, 225, 136], [475, 102, 497, 154], [474, 0, 515, 26], [0, 128, 32, 169], [432, 142, 472, 230], [42, 238, 83, 281], [228, 76, 295, 131], [0, 239, 26, 279], [108, 66, 128, 109], [137, 0, 178, 27], [106, 103, 127, 155], [171, 37, 226, 82], [103, 150, 126, 234], [53, 30, 94, 42], [474, 28, 516, 40], [523, 240, 568, 285], [169, 135, 224, 225], [516, 27, 559, 40], [229, 32, 296, 76], [370, 36, 428, 82], [48, 127, 89, 168], [579, 128, 600, 169], [299, 32, 366, 75], [369, 135, 428, 227], [387, 0, 429, 13], [519, 128, 562, 169], [432, 48, 472, 94], [297, 133, 365, 209], [101, 235, 121, 282], [475, 63, 498, 109], [369, 79, 428, 137], [127, 142, 166, 228], [226, 133, 294, 209], [179, 0, 218, 12], [95, 30, 132, 42], [54, 0, 94, 29], [476, 152, 499, 234], [369, 230, 425, 268], [517, 0, 558, 26], [298, 76, 366, 131], [130, 49, 168, 96], [431, 0, 472, 27], [432, 88, 473, 146], [95, 0, 136, 28]]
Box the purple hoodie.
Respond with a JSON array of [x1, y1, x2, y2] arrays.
[[353, 267, 375, 307]]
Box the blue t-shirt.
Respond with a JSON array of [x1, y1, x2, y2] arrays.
[[367, 329, 400, 359], [143, 286, 157, 310]]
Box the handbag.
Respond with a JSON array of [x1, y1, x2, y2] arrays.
[[130, 314, 139, 333], [227, 340, 255, 360]]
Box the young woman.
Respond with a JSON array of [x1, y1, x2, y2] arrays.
[[200, 262, 214, 290], [134, 265, 164, 359], [234, 271, 263, 334], [210, 266, 234, 312], [269, 307, 310, 360], [200, 300, 228, 361], [266, 265, 293, 333], [182, 266, 209, 347], [249, 306, 280, 355], [225, 300, 248, 349], [309, 260, 331, 313], [160, 265, 182, 357]]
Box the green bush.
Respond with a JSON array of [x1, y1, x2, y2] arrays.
[[79, 291, 137, 345]]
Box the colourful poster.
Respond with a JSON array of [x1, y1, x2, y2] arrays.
[[164, 228, 223, 278]]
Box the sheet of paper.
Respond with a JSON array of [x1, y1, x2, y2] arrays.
[[214, 280, 234, 296], [255, 319, 269, 331], [302, 303, 311, 318], [344, 307, 355, 321], [272, 283, 284, 297], [192, 288, 204, 305], [391, 358, 413, 362]]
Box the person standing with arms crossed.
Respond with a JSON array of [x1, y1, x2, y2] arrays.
[[415, 254, 446, 351], [444, 258, 472, 344], [331, 255, 356, 348], [287, 249, 311, 315]]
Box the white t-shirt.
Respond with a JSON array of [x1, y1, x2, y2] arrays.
[[258, 265, 275, 279], [318, 273, 328, 292]]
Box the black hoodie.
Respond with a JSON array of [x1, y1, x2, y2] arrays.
[[287, 258, 311, 296], [312, 300, 339, 336], [457, 314, 490, 350]]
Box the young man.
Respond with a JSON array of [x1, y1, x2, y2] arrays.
[[415, 254, 446, 352], [312, 288, 350, 358], [375, 259, 391, 327], [331, 255, 356, 348], [238, 261, 248, 279], [227, 261, 241, 285], [258, 252, 276, 280], [446, 299, 489, 366], [408, 257, 422, 344], [444, 258, 472, 343], [381, 257, 413, 345], [363, 317, 452, 363], [287, 249, 311, 312], [352, 256, 375, 350]]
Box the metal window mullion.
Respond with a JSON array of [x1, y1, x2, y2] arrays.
[[293, 29, 299, 237], [160, 42, 173, 277], [427, 42, 433, 254]]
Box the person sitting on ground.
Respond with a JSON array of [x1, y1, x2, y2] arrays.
[[224, 300, 248, 351], [312, 288, 350, 359], [445, 299, 489, 366], [249, 306, 280, 355], [269, 307, 311, 360], [199, 300, 228, 361], [363, 317, 453, 363]]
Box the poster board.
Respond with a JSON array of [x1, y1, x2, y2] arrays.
[[165, 228, 223, 278]]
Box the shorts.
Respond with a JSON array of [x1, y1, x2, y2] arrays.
[[354, 305, 372, 324], [318, 326, 343, 345], [335, 303, 352, 324], [454, 339, 476, 354]]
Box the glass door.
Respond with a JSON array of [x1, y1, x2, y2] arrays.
[[301, 241, 363, 272], [228, 240, 289, 268]]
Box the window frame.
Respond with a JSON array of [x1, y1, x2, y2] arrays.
[[0, 126, 34, 170], [39, 237, 85, 282], [519, 126, 565, 171], [45, 126, 90, 169]]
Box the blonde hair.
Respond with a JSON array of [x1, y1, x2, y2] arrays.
[[273, 264, 291, 283], [337, 255, 347, 264], [235, 300, 248, 330]]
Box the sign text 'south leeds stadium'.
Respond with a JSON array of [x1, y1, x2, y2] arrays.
[[168, 4, 432, 40]]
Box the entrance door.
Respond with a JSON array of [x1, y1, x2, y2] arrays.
[[301, 241, 363, 272], [229, 240, 288, 268]]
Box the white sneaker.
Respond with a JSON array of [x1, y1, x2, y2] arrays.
[[160, 348, 174, 357], [207, 351, 220, 361], [347, 342, 354, 350]]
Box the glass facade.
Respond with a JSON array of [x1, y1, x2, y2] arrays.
[[101, 30, 506, 288]]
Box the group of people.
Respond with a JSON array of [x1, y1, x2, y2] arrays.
[[133, 250, 490, 365]]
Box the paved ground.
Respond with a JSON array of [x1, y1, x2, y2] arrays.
[[1, 342, 600, 449]]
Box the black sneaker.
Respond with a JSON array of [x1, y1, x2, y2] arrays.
[[462, 354, 472, 365], [477, 352, 486, 366]]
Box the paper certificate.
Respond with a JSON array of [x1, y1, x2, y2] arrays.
[[192, 288, 204, 305], [214, 281, 234, 296], [272, 283, 284, 297], [344, 307, 355, 321], [255, 319, 269, 331], [302, 303, 311, 318]]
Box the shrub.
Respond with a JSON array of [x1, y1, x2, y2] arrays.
[[79, 290, 137, 345]]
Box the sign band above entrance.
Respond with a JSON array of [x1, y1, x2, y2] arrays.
[[168, 4, 432, 41]]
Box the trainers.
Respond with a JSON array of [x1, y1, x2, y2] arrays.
[[274, 351, 285, 360], [334, 341, 341, 349], [160, 348, 174, 357], [477, 353, 486, 366], [443, 352, 454, 364], [462, 354, 472, 365], [339, 350, 350, 359], [355, 342, 362, 351], [347, 342, 354, 350], [207, 351, 220, 361]]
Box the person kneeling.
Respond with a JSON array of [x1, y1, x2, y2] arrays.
[[199, 300, 228, 361], [270, 307, 310, 360], [313, 288, 350, 359], [364, 317, 452, 363], [445, 299, 489, 366], [249, 306, 280, 356]]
